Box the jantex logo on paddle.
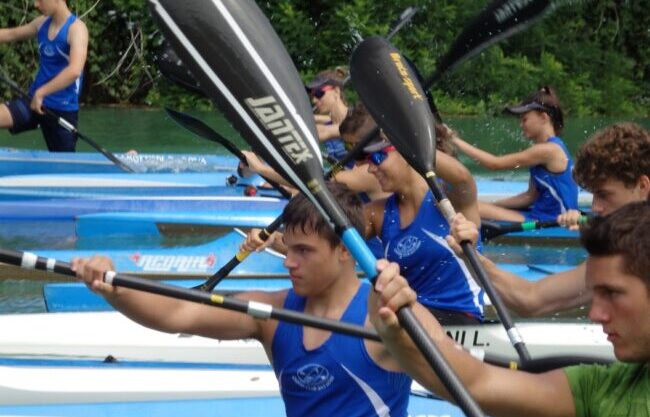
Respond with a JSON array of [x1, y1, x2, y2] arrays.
[[245, 96, 314, 164], [129, 253, 216, 272], [390, 53, 423, 101]]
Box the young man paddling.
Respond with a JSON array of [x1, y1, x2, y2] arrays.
[[450, 123, 650, 316], [73, 183, 417, 417], [0, 0, 88, 151], [370, 200, 650, 417]]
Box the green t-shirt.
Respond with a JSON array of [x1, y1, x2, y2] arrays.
[[565, 362, 650, 417]]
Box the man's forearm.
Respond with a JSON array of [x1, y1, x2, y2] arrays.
[[479, 256, 539, 317]]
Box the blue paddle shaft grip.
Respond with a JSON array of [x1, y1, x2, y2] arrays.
[[342, 228, 377, 278]]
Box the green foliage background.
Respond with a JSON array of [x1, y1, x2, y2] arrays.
[[1, 0, 648, 116]]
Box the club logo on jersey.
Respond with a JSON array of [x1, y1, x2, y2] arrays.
[[291, 363, 334, 391], [41, 44, 56, 57], [245, 96, 314, 164], [390, 53, 423, 101], [129, 253, 216, 272], [393, 235, 421, 258], [493, 0, 535, 24]]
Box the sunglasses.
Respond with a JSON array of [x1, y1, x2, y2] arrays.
[[364, 145, 396, 166], [311, 85, 335, 99]]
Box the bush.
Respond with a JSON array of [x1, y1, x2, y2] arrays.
[[0, 0, 646, 116]]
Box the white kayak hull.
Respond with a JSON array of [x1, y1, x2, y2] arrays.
[[0, 361, 456, 417], [1, 364, 280, 405], [0, 312, 613, 365]]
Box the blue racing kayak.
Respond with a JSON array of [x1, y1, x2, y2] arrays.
[[0, 195, 288, 220], [0, 172, 279, 201], [0, 147, 239, 175], [31, 230, 288, 278]]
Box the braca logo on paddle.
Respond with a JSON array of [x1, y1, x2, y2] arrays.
[[245, 96, 314, 165], [390, 53, 424, 101]]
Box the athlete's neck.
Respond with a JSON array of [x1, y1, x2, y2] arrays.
[[50, 5, 72, 27], [330, 102, 348, 125], [395, 171, 428, 204], [532, 126, 556, 143], [305, 270, 359, 319]]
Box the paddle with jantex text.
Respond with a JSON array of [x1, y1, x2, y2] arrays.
[[147, 0, 484, 415]]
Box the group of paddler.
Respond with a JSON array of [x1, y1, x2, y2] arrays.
[[2, 0, 650, 416]]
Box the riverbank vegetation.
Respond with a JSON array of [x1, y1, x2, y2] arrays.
[[1, 0, 647, 116]]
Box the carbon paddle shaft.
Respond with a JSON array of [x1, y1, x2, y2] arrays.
[[0, 248, 380, 341], [481, 215, 588, 241], [198, 214, 283, 291], [0, 247, 611, 375], [428, 177, 532, 364]]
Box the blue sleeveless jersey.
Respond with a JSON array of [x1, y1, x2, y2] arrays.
[[324, 136, 355, 169], [322, 120, 353, 167], [528, 136, 579, 221], [381, 191, 484, 318], [324, 136, 348, 161], [29, 15, 83, 111], [272, 283, 411, 417]]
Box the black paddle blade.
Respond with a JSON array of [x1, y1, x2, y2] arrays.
[[425, 0, 553, 87], [147, 1, 321, 186], [164, 107, 247, 163], [155, 40, 204, 96], [350, 36, 436, 174], [148, 0, 354, 229]]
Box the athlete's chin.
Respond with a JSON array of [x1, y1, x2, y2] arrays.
[[378, 179, 395, 193], [612, 345, 644, 363], [290, 282, 309, 296]]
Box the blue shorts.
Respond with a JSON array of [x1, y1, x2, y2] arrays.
[[6, 97, 78, 152]]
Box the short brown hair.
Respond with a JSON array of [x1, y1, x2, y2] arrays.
[[282, 182, 364, 248], [573, 123, 650, 191], [339, 102, 376, 141], [581, 200, 650, 290]]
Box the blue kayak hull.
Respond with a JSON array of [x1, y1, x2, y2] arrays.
[[0, 395, 462, 417], [0, 177, 591, 220], [0, 148, 240, 175], [33, 230, 288, 278], [75, 209, 284, 238], [0, 196, 288, 220], [0, 171, 279, 201]]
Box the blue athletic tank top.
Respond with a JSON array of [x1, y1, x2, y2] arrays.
[[528, 136, 579, 221], [272, 283, 411, 417], [381, 191, 484, 318], [324, 136, 348, 160], [29, 15, 83, 111]]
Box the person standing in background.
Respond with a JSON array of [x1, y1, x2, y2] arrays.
[[0, 0, 88, 152]]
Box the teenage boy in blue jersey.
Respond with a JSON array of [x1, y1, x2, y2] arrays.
[[0, 0, 88, 152], [73, 183, 419, 417]]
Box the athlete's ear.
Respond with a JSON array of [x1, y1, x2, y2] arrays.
[[336, 242, 352, 262], [637, 175, 650, 198]]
